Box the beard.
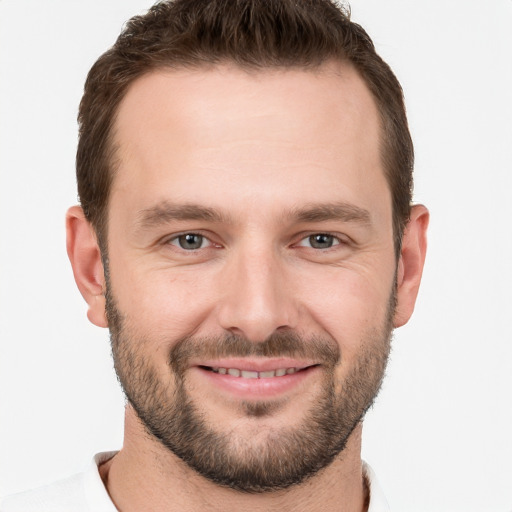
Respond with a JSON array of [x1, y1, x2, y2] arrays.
[[106, 278, 394, 493]]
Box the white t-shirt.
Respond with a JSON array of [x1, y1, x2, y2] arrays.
[[0, 453, 390, 511]]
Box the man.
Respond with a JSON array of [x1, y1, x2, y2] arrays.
[[1, 0, 428, 510]]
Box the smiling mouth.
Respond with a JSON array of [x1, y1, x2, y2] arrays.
[[198, 365, 318, 379]]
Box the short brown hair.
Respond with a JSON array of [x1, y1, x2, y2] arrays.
[[77, 0, 413, 255]]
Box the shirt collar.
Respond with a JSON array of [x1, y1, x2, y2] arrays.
[[363, 461, 390, 512]]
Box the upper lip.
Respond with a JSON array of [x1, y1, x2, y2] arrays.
[[192, 358, 318, 372]]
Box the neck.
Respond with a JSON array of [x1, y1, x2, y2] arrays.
[[100, 408, 368, 512]]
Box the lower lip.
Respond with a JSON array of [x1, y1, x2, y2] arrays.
[[191, 366, 320, 399]]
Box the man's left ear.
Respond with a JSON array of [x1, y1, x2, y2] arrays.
[[393, 204, 429, 328]]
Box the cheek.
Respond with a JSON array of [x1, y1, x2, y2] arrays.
[[110, 260, 216, 340], [302, 274, 394, 393], [298, 266, 394, 349]]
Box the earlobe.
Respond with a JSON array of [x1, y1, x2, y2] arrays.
[[66, 206, 108, 328], [393, 204, 429, 328]]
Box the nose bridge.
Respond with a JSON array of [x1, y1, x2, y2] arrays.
[[217, 239, 297, 341]]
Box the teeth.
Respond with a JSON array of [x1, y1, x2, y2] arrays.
[[240, 370, 259, 379], [211, 367, 301, 378]]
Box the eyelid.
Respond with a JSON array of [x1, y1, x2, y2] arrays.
[[161, 231, 221, 250], [294, 232, 349, 248], [169, 234, 211, 250], [158, 230, 350, 251]]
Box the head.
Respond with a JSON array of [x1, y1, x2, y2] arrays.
[[67, 0, 428, 494]]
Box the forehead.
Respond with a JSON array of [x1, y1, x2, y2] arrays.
[[113, 61, 381, 155], [110, 62, 387, 221]]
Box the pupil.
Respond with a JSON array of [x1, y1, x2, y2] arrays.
[[180, 234, 202, 249], [310, 234, 333, 248]]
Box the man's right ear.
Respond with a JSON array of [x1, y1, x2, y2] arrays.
[[66, 206, 108, 328]]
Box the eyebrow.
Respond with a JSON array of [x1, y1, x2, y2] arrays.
[[136, 201, 232, 228], [135, 200, 371, 229], [292, 202, 372, 225]]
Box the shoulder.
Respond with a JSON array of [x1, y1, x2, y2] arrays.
[[0, 472, 87, 512], [0, 452, 118, 512]]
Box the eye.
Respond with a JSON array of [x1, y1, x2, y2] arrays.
[[169, 233, 211, 250], [298, 233, 341, 249]]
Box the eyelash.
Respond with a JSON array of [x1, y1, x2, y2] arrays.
[[167, 232, 216, 251], [165, 231, 348, 252], [295, 233, 345, 250]]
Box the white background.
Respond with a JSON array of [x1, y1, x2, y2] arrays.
[[1, 1, 511, 510]]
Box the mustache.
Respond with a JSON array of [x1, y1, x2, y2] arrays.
[[169, 331, 341, 376]]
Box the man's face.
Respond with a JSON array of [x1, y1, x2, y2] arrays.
[[104, 63, 397, 491]]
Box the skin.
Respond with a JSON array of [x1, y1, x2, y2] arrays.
[[67, 62, 428, 511]]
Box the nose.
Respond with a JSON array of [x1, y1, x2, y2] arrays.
[[216, 244, 299, 342]]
